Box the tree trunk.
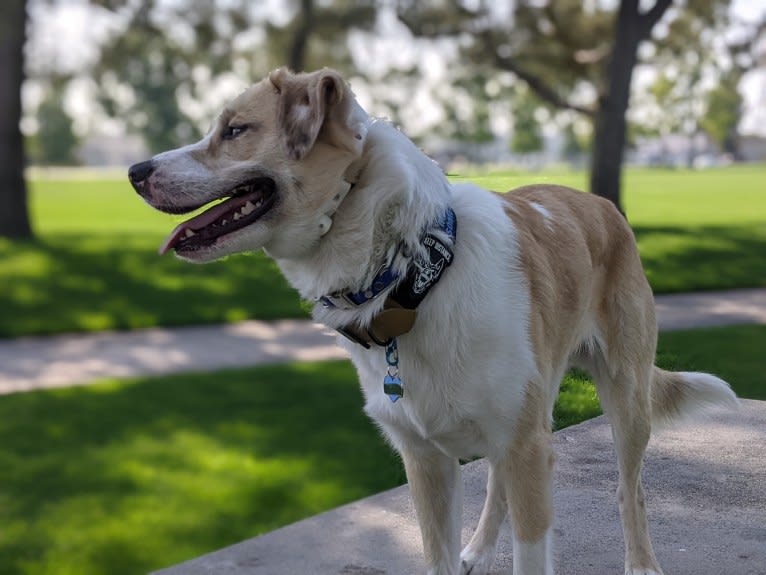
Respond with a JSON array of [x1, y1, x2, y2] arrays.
[[589, 0, 642, 216], [288, 0, 314, 72], [0, 0, 32, 239], [590, 0, 671, 216]]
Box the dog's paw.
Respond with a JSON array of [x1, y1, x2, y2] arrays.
[[459, 547, 495, 575]]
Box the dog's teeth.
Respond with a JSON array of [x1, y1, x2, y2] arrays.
[[184, 229, 196, 238], [233, 212, 241, 220], [241, 201, 255, 215], [254, 199, 263, 208]]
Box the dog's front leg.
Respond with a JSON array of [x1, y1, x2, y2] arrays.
[[401, 448, 462, 575]]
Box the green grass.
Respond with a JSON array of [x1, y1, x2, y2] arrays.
[[0, 361, 404, 575], [1, 165, 764, 337], [1, 324, 763, 575], [1, 179, 302, 336]]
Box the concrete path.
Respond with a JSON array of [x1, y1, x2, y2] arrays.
[[152, 399, 766, 575], [1, 288, 765, 394]]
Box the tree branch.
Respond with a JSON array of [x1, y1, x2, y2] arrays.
[[640, 0, 673, 38], [481, 34, 595, 117]]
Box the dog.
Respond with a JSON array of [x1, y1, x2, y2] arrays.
[[128, 68, 738, 575]]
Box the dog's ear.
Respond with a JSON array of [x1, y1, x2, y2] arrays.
[[274, 68, 367, 161]]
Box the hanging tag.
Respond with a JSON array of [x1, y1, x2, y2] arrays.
[[383, 374, 404, 402], [384, 338, 403, 402]]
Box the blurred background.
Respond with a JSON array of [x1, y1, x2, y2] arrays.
[[0, 2, 765, 575], [9, 0, 766, 171]]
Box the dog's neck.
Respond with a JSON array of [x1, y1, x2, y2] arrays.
[[274, 120, 453, 327]]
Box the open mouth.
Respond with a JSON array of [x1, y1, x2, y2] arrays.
[[159, 177, 277, 255]]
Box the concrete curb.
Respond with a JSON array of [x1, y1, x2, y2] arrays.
[[151, 400, 766, 575]]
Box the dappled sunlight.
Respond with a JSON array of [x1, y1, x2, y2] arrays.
[[0, 233, 304, 337], [0, 362, 405, 575]]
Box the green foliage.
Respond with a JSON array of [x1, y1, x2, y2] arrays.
[[32, 80, 80, 166], [700, 70, 743, 154], [94, 0, 240, 152], [561, 121, 589, 158], [93, 0, 377, 152], [263, 0, 377, 72], [510, 86, 544, 154]]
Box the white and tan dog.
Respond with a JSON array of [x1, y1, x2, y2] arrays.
[[128, 68, 738, 575]]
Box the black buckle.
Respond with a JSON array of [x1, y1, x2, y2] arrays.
[[336, 325, 371, 349], [366, 328, 392, 347]]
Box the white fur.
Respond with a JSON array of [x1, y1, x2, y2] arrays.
[[513, 528, 554, 575], [529, 201, 553, 226]]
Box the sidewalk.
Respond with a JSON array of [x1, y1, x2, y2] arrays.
[[153, 399, 766, 575], [1, 288, 765, 395]]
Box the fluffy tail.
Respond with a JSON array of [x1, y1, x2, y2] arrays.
[[651, 367, 740, 428]]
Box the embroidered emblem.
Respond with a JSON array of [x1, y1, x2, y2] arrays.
[[413, 256, 445, 295]]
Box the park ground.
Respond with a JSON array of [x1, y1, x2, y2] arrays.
[[0, 165, 764, 575]]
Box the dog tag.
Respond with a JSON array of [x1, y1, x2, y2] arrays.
[[383, 374, 404, 403]]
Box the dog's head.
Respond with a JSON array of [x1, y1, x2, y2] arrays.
[[128, 68, 369, 262]]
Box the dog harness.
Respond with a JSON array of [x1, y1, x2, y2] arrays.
[[320, 207, 457, 401]]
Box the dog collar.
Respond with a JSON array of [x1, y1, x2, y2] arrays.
[[318, 180, 356, 236], [321, 207, 457, 348]]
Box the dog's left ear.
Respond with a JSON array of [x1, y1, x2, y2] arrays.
[[272, 68, 368, 161]]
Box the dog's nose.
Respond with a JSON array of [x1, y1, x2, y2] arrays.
[[128, 160, 156, 189]]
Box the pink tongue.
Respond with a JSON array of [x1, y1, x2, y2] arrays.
[[158, 195, 253, 255]]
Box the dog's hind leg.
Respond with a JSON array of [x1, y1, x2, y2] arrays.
[[460, 463, 506, 574], [592, 357, 664, 575], [401, 448, 463, 575]]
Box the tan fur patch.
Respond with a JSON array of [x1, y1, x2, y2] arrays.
[[499, 185, 652, 377], [505, 385, 554, 542]]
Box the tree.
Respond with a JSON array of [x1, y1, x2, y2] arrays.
[[33, 77, 80, 166], [92, 0, 376, 153], [397, 0, 748, 214], [562, 120, 589, 165], [701, 70, 743, 156], [510, 86, 544, 155], [93, 0, 257, 153], [265, 0, 377, 73], [0, 0, 33, 239]]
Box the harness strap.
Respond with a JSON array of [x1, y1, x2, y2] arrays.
[[330, 207, 457, 348]]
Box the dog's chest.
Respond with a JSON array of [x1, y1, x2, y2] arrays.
[[345, 339, 523, 460], [365, 379, 491, 459]]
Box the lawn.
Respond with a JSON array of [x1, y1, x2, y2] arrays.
[[1, 165, 763, 337], [1, 324, 763, 575]]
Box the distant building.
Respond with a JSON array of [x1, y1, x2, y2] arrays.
[[739, 135, 766, 163], [79, 133, 148, 166]]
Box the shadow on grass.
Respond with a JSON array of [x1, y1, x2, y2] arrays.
[[2, 221, 765, 337], [0, 234, 305, 337], [0, 362, 404, 575], [634, 223, 766, 293]]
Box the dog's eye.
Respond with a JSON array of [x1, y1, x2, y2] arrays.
[[222, 124, 248, 140]]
